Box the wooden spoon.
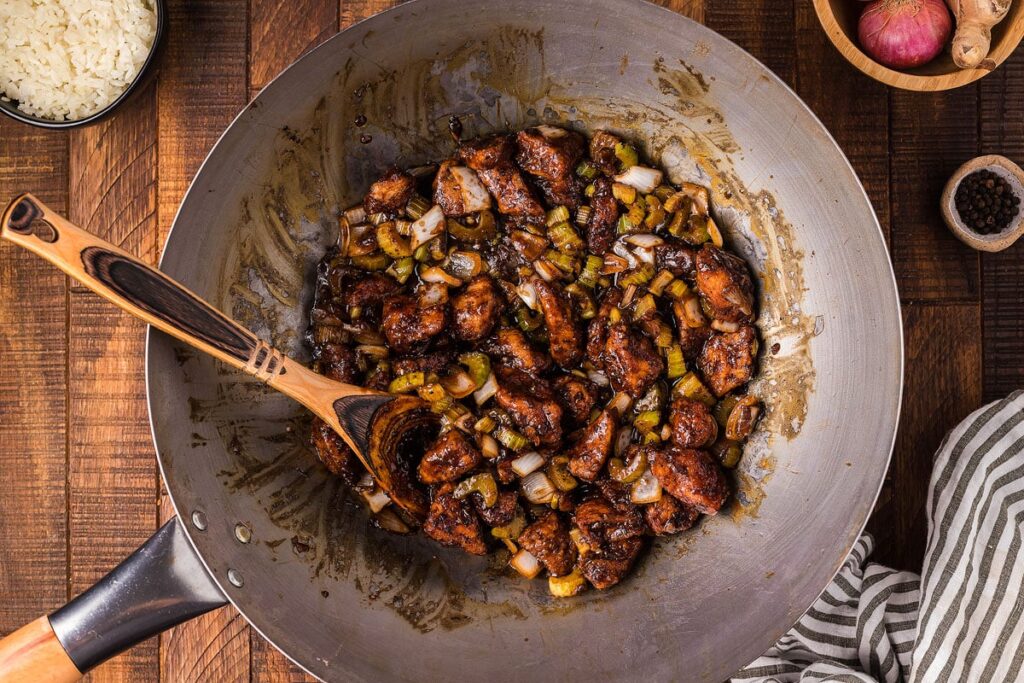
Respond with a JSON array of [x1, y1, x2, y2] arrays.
[[1, 193, 434, 521]]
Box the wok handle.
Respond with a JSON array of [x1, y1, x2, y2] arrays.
[[0, 518, 227, 681]]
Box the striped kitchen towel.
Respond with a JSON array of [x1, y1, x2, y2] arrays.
[[733, 390, 1024, 683]]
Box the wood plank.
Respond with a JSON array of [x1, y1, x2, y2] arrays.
[[866, 302, 982, 571], [793, 0, 890, 243], [649, 0, 704, 23], [155, 1, 251, 681], [704, 0, 796, 87], [249, 0, 339, 99], [979, 51, 1024, 402], [889, 86, 980, 303], [0, 121, 69, 632], [67, 81, 160, 683]]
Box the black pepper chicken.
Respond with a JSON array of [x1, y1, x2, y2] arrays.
[[306, 125, 765, 596]]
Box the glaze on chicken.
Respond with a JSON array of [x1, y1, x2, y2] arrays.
[[306, 126, 763, 596]]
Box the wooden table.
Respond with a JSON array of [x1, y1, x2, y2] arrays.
[[0, 0, 1020, 680]]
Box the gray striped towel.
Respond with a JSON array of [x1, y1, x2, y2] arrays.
[[733, 390, 1024, 683]]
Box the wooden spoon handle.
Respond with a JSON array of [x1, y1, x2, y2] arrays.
[[0, 193, 370, 422], [0, 617, 81, 683]]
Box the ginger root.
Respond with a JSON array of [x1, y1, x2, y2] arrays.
[[946, 0, 1013, 68]]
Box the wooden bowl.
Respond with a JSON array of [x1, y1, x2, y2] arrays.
[[812, 0, 1024, 91], [941, 155, 1024, 252]]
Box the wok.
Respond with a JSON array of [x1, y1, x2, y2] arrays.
[[0, 0, 902, 680]]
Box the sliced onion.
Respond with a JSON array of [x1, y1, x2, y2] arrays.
[[511, 451, 546, 477], [344, 204, 367, 225], [337, 217, 352, 256], [409, 205, 445, 249], [614, 166, 663, 194], [441, 370, 477, 399], [609, 391, 633, 416], [711, 319, 740, 333], [624, 233, 665, 249], [362, 487, 392, 513], [510, 549, 542, 579], [419, 265, 463, 286], [516, 280, 539, 311], [535, 124, 569, 139], [374, 508, 411, 534], [681, 182, 710, 214], [450, 167, 492, 213], [601, 253, 630, 274], [479, 433, 500, 459], [677, 295, 707, 328], [614, 426, 633, 457], [533, 259, 561, 282], [342, 323, 385, 345], [445, 250, 483, 280], [660, 423, 672, 441], [355, 344, 389, 360], [355, 473, 374, 491], [474, 372, 498, 405], [521, 471, 556, 504], [510, 230, 550, 261], [418, 282, 449, 306], [621, 283, 639, 308], [630, 468, 663, 504], [612, 240, 640, 269], [633, 246, 656, 265], [587, 369, 609, 387]]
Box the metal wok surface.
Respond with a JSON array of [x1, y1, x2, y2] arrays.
[[146, 0, 903, 680]]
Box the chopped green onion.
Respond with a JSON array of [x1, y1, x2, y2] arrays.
[[448, 211, 498, 244], [577, 254, 603, 288], [515, 307, 543, 331], [546, 206, 571, 227], [667, 210, 687, 238], [612, 182, 637, 204], [388, 371, 425, 394], [576, 160, 600, 180], [417, 383, 448, 403], [645, 206, 667, 230], [413, 243, 431, 262], [474, 415, 496, 433], [548, 222, 585, 253], [642, 431, 662, 444], [685, 214, 711, 245], [653, 185, 675, 201], [666, 345, 686, 379], [495, 426, 530, 452], [648, 269, 675, 296], [632, 293, 657, 320], [565, 283, 597, 319], [584, 183, 596, 198], [663, 190, 692, 214], [609, 447, 647, 483], [549, 569, 587, 597], [376, 221, 412, 257], [608, 306, 622, 325], [665, 279, 690, 300], [620, 263, 656, 287], [458, 352, 491, 389], [385, 256, 415, 284], [405, 195, 431, 219], [676, 372, 715, 406], [714, 395, 741, 428], [711, 439, 743, 469], [368, 211, 389, 226], [614, 142, 639, 170], [350, 253, 390, 271], [454, 472, 498, 507], [544, 249, 577, 274], [575, 205, 593, 227], [634, 410, 661, 435], [547, 456, 578, 491], [492, 511, 527, 540], [616, 214, 636, 234]]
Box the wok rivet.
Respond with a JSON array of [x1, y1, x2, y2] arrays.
[[227, 568, 244, 588], [191, 510, 208, 531], [234, 523, 252, 544]]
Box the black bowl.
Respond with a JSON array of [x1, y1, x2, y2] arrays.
[[0, 0, 166, 129]]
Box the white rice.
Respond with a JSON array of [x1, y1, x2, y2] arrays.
[[0, 0, 157, 121]]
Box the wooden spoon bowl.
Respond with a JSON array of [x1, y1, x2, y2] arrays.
[[941, 154, 1024, 252], [812, 0, 1024, 91]]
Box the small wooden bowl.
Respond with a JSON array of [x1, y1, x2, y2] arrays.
[[941, 155, 1024, 252], [812, 0, 1024, 91]]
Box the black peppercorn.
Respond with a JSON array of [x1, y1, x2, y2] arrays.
[[954, 169, 1020, 235]]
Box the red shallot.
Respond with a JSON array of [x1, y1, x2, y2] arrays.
[[858, 0, 953, 69]]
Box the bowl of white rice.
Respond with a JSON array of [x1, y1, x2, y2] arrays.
[[0, 0, 165, 128]]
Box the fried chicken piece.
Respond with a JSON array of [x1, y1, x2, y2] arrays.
[[534, 175, 584, 210], [532, 276, 583, 367], [553, 375, 599, 424], [579, 536, 643, 590], [313, 343, 358, 383], [677, 325, 715, 362], [573, 496, 645, 548], [514, 126, 586, 181], [654, 240, 698, 282], [669, 397, 719, 448], [432, 160, 492, 217], [485, 328, 552, 375], [418, 430, 483, 484], [588, 130, 621, 176], [451, 274, 504, 342], [473, 490, 519, 527], [310, 418, 361, 485], [423, 483, 487, 555], [457, 136, 544, 219], [650, 445, 729, 515], [586, 288, 623, 365], [585, 176, 618, 256], [494, 366, 563, 447], [694, 244, 756, 324], [601, 323, 664, 398], [341, 273, 402, 309], [518, 511, 577, 576], [381, 295, 447, 353], [595, 478, 636, 513], [566, 409, 617, 482], [364, 167, 416, 216], [391, 346, 456, 377], [644, 494, 699, 536], [697, 325, 758, 397]]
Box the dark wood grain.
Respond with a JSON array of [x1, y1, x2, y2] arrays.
[[249, 0, 338, 99], [0, 121, 68, 633], [866, 303, 983, 570], [705, 0, 796, 86], [980, 51, 1024, 402], [889, 87, 981, 303], [67, 84, 160, 683]]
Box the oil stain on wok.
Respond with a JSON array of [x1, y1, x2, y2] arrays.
[[186, 23, 815, 629]]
